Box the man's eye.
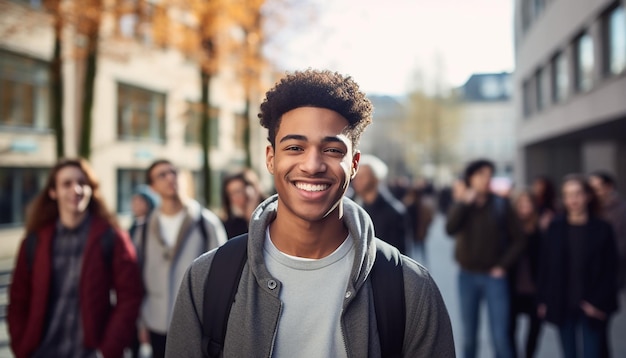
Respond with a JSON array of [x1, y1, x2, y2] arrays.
[[285, 146, 302, 151], [325, 148, 345, 155]]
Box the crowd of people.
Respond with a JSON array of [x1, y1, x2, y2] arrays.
[[445, 159, 625, 358], [4, 68, 624, 358]]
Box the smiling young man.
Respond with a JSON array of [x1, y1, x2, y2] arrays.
[[165, 69, 454, 357]]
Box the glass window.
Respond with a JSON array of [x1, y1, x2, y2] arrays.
[[184, 102, 219, 148], [522, 79, 534, 117], [575, 33, 594, 92], [535, 68, 544, 111], [0, 167, 49, 227], [606, 5, 626, 76], [117, 83, 166, 142], [117, 169, 146, 213], [0, 51, 50, 130], [552, 52, 569, 103]]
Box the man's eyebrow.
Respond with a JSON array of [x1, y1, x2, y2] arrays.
[[278, 134, 346, 144], [279, 134, 307, 143]]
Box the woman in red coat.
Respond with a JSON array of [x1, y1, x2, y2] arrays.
[[7, 158, 143, 358]]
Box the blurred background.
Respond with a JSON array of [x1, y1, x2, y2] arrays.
[[0, 0, 625, 355]]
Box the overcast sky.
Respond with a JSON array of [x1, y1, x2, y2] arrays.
[[270, 0, 515, 96]]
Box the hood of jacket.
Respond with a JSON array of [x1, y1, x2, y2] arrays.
[[246, 194, 378, 294]]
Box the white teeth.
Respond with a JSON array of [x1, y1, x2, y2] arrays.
[[295, 182, 329, 192]]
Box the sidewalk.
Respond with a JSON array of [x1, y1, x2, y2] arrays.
[[419, 213, 626, 357]]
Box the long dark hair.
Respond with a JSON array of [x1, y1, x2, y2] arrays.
[[25, 158, 118, 233]]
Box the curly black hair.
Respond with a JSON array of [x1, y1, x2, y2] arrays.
[[258, 69, 373, 151]]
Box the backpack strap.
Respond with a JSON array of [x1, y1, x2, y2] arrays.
[[100, 227, 116, 269], [371, 239, 406, 358], [200, 235, 406, 358], [198, 213, 209, 252], [202, 233, 248, 358], [25, 232, 38, 272]]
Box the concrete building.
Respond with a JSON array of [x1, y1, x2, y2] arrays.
[[455, 72, 516, 177], [514, 0, 626, 190], [0, 0, 267, 256]]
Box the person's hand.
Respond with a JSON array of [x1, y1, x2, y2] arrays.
[[537, 304, 546, 318], [453, 180, 476, 204], [490, 266, 506, 278], [139, 327, 150, 344], [580, 301, 607, 320], [539, 211, 554, 231]]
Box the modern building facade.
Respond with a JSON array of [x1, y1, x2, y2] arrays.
[[514, 0, 626, 190], [0, 0, 268, 255]]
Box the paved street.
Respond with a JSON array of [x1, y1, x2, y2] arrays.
[[416, 213, 626, 358]]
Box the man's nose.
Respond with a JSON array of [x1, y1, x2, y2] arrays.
[[301, 150, 326, 174]]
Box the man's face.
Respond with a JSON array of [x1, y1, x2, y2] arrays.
[[149, 163, 179, 199], [49, 166, 93, 216], [351, 165, 377, 197], [588, 175, 610, 203], [469, 166, 493, 194], [266, 107, 358, 223]]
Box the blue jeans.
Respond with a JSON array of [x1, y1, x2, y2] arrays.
[[459, 269, 513, 358], [558, 311, 604, 358]]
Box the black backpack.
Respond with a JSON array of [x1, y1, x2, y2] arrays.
[[201, 234, 406, 358]]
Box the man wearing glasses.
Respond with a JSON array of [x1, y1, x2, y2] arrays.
[[136, 159, 227, 358]]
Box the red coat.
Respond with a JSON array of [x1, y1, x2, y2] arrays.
[[7, 217, 143, 358]]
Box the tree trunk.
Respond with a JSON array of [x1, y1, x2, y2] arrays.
[[243, 96, 252, 168], [79, 29, 98, 160], [200, 69, 213, 207], [51, 17, 64, 158]]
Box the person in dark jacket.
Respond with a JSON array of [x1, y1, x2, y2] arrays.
[[508, 190, 543, 358], [7, 158, 143, 358], [446, 159, 526, 358], [537, 174, 619, 358], [351, 154, 411, 255]]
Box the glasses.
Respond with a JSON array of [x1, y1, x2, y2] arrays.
[[153, 168, 177, 181]]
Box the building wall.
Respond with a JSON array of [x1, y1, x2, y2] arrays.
[[514, 0, 626, 190]]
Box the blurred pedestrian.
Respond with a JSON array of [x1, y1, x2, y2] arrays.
[[588, 171, 626, 292], [403, 181, 434, 266], [220, 169, 266, 239], [508, 190, 543, 358], [135, 159, 227, 358], [351, 154, 411, 255], [530, 175, 557, 231], [126, 185, 159, 358], [446, 158, 526, 358], [7, 158, 143, 358], [537, 174, 618, 358]]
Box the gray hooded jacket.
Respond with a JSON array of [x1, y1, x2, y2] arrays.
[[165, 195, 455, 357]]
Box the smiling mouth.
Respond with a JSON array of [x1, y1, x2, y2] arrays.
[[295, 182, 330, 192]]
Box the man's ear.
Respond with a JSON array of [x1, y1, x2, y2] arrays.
[[265, 145, 275, 175], [350, 151, 361, 179]]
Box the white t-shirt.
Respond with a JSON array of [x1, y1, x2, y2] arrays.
[[264, 228, 354, 358], [158, 210, 186, 247]]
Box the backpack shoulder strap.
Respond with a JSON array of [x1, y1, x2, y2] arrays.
[[371, 239, 406, 358], [202, 233, 248, 358], [25, 232, 38, 272], [198, 212, 209, 252], [101, 227, 116, 269]]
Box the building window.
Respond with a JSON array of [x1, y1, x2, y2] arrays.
[[10, 0, 43, 8], [117, 168, 147, 213], [522, 79, 533, 117], [552, 52, 569, 103], [575, 32, 594, 92], [117, 83, 166, 142], [605, 5, 626, 76], [0, 51, 50, 130], [184, 102, 219, 148], [0, 167, 48, 227], [534, 68, 545, 111]]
